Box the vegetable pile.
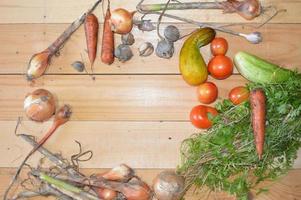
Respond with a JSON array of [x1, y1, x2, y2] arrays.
[[179, 53, 301, 199]]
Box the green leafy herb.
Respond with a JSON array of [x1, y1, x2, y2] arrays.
[[179, 73, 301, 199]]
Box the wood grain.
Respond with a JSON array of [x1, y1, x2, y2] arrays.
[[0, 0, 298, 23], [0, 168, 300, 200], [1, 120, 300, 169], [1, 23, 300, 74], [0, 75, 247, 121]]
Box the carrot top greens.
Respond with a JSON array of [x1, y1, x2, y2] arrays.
[[179, 73, 301, 200]]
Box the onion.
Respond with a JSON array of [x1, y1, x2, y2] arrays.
[[100, 164, 134, 182], [110, 8, 134, 34], [121, 177, 152, 200], [153, 170, 185, 200], [96, 188, 118, 200], [24, 89, 56, 122]]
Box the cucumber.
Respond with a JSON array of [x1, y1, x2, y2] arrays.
[[179, 28, 216, 86], [234, 51, 294, 83]]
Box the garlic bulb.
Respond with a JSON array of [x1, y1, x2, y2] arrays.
[[138, 42, 154, 57]]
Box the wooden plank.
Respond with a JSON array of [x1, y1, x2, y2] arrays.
[[0, 168, 301, 200], [1, 120, 300, 169], [0, 0, 299, 23], [0, 121, 196, 168], [1, 23, 300, 75], [0, 74, 247, 121]]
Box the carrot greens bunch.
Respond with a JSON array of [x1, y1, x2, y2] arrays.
[[179, 73, 301, 200]]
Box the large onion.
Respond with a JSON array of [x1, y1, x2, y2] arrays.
[[24, 89, 56, 122], [110, 8, 134, 34], [153, 170, 185, 200]]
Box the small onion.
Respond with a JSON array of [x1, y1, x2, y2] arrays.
[[101, 164, 134, 182], [96, 188, 118, 200], [121, 33, 135, 45], [24, 89, 56, 122], [110, 8, 134, 34], [153, 170, 185, 200]]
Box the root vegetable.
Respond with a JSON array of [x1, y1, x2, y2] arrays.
[[26, 0, 102, 80], [139, 42, 154, 57], [121, 33, 135, 45], [137, 0, 261, 20], [114, 44, 133, 62], [155, 39, 174, 59], [4, 105, 72, 200], [153, 170, 185, 200], [164, 25, 180, 42], [250, 88, 266, 159], [96, 188, 117, 200], [24, 89, 56, 122], [101, 7, 115, 65], [110, 8, 134, 34], [100, 164, 134, 182], [85, 14, 99, 67]]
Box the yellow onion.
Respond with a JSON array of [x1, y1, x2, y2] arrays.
[[153, 170, 185, 200], [26, 50, 51, 80], [24, 89, 56, 122], [110, 8, 134, 34]]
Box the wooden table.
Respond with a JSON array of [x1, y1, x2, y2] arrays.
[[0, 0, 300, 199]]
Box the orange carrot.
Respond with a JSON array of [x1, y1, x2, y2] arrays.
[[85, 13, 99, 67], [101, 7, 115, 65], [250, 88, 266, 160]]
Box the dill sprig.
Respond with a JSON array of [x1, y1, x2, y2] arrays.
[[178, 74, 301, 199]]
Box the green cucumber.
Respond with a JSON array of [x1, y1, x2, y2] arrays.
[[234, 51, 294, 83]]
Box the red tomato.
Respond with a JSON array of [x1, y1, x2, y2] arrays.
[[210, 37, 228, 56], [208, 55, 233, 80], [190, 105, 218, 129], [197, 82, 218, 104], [229, 86, 250, 105]]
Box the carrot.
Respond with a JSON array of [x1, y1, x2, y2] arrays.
[[85, 14, 99, 68], [101, 6, 115, 65], [250, 88, 266, 160]]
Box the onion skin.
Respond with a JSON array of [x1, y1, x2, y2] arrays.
[[110, 8, 134, 34], [121, 178, 152, 200], [24, 89, 56, 122], [100, 164, 135, 182], [96, 188, 118, 200], [153, 170, 185, 200], [26, 51, 51, 80]]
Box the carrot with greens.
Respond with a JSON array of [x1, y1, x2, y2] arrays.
[[85, 13, 99, 68], [250, 88, 266, 159], [101, 6, 115, 65]]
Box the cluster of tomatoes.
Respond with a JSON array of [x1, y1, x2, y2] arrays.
[[190, 37, 250, 129]]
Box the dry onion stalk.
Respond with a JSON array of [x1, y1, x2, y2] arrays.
[[26, 0, 102, 80]]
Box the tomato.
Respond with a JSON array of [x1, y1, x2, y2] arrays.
[[208, 55, 233, 80], [190, 105, 218, 129], [211, 37, 228, 56], [229, 86, 250, 105], [197, 82, 218, 104]]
